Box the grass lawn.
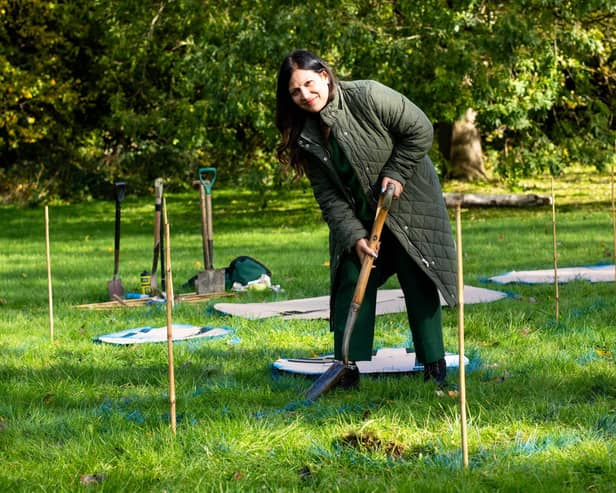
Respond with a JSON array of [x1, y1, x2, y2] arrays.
[[1, 168, 615, 492]]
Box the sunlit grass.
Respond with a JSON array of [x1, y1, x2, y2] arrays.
[[1, 167, 615, 491]]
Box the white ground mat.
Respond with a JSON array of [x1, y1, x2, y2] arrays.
[[273, 347, 468, 376], [95, 324, 232, 345], [488, 264, 615, 284], [214, 286, 507, 320]]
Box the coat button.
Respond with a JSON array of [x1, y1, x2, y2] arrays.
[[323, 157, 328, 162]]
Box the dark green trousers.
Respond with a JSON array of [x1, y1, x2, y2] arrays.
[[333, 227, 444, 365]]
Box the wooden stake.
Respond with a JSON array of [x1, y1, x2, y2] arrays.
[[612, 161, 615, 284], [164, 208, 176, 435], [551, 178, 559, 322], [455, 203, 469, 468], [44, 206, 54, 341], [74, 291, 233, 310]]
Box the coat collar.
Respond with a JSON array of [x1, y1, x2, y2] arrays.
[[298, 115, 323, 146], [319, 84, 343, 127], [298, 84, 343, 146]]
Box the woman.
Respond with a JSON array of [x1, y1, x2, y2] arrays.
[[275, 50, 457, 388]]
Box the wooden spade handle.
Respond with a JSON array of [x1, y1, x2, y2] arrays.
[[351, 184, 395, 305], [341, 184, 394, 365]]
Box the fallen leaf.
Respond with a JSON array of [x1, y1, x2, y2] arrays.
[[232, 471, 244, 480], [595, 348, 613, 359], [479, 341, 500, 347], [80, 474, 107, 486]]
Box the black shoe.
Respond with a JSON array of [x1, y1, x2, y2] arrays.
[[338, 364, 360, 390], [423, 358, 447, 387]]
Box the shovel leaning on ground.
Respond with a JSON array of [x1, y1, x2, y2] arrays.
[[150, 178, 164, 296], [304, 183, 395, 402], [108, 181, 126, 300], [195, 167, 226, 294]]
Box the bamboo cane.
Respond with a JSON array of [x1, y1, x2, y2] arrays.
[[551, 178, 559, 322], [164, 208, 176, 435], [44, 206, 54, 342], [455, 203, 469, 468], [612, 160, 615, 284], [74, 291, 234, 310]]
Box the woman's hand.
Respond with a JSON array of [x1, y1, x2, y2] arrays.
[[381, 177, 403, 199], [354, 178, 399, 263], [355, 238, 379, 264]]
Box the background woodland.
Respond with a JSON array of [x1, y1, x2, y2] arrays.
[[0, 0, 614, 203]]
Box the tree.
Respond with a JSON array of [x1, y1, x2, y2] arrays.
[[1, 0, 613, 203], [0, 0, 96, 202]]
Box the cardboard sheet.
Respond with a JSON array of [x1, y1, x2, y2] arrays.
[[214, 286, 507, 320], [95, 324, 232, 345], [273, 347, 469, 375], [488, 264, 615, 284]]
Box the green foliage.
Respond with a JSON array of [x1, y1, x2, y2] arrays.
[[474, 1, 616, 176], [0, 1, 90, 202], [0, 0, 614, 202]]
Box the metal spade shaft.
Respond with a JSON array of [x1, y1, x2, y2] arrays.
[[150, 178, 164, 295]]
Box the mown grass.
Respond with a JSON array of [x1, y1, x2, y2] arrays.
[[1, 168, 615, 492]]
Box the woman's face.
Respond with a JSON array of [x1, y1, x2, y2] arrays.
[[288, 68, 330, 113]]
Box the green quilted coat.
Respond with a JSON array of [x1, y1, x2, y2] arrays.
[[298, 80, 458, 318]]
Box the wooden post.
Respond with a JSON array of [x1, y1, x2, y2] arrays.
[[44, 206, 54, 341], [455, 203, 469, 468], [164, 205, 176, 435], [551, 178, 559, 322]]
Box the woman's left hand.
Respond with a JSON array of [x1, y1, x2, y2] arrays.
[[381, 177, 403, 199], [355, 237, 379, 264]]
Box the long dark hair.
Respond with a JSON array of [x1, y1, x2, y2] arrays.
[[275, 50, 337, 174]]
